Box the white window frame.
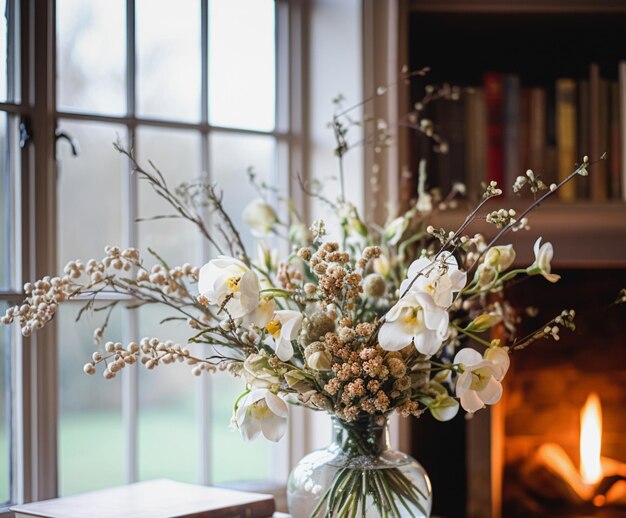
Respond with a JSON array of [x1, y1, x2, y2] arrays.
[[1, 0, 307, 512]]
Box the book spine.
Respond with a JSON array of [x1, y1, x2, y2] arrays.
[[528, 87, 547, 185], [503, 74, 521, 194], [577, 79, 590, 199], [620, 61, 626, 202], [544, 84, 557, 188], [555, 78, 577, 201], [590, 63, 608, 200], [610, 81, 621, 199], [484, 72, 505, 192], [465, 87, 486, 201]]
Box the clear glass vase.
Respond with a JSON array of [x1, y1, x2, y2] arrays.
[[287, 414, 432, 517]]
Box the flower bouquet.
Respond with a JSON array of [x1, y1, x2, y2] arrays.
[[0, 76, 608, 517]]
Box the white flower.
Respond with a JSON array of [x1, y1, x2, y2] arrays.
[[242, 354, 281, 389], [401, 252, 467, 308], [527, 237, 560, 283], [242, 198, 278, 237], [475, 263, 496, 287], [255, 241, 278, 273], [379, 291, 449, 355], [198, 256, 260, 319], [265, 310, 303, 361], [384, 216, 408, 245], [454, 347, 510, 413], [235, 389, 288, 442], [423, 381, 459, 422], [484, 244, 516, 270], [244, 296, 276, 329]]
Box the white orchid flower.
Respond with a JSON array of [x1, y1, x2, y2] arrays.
[[401, 252, 467, 308], [242, 198, 278, 237], [242, 354, 281, 389], [527, 237, 560, 283], [379, 291, 449, 355], [422, 381, 459, 422], [255, 241, 278, 273], [454, 347, 510, 413], [235, 389, 288, 442], [198, 256, 260, 319], [244, 296, 276, 329], [484, 244, 516, 271], [265, 310, 303, 361]]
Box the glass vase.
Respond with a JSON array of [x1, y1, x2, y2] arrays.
[[287, 414, 432, 517]]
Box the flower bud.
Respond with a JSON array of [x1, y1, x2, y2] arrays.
[[363, 273, 387, 298], [485, 245, 516, 270], [466, 314, 502, 333], [242, 198, 278, 237], [307, 351, 332, 371]]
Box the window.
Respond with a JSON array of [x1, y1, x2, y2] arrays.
[[0, 0, 22, 508], [55, 0, 285, 495], [0, 0, 301, 510]]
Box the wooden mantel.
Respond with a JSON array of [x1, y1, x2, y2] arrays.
[[429, 201, 626, 269]]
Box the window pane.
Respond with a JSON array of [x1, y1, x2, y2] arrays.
[[0, 0, 8, 102], [208, 0, 276, 131], [57, 0, 126, 115], [137, 127, 202, 268], [136, 0, 201, 121], [58, 303, 124, 496], [57, 120, 125, 269], [209, 132, 276, 251], [0, 302, 9, 504], [137, 305, 196, 483], [211, 371, 270, 483], [0, 111, 8, 288]]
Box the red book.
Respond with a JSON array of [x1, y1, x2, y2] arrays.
[[484, 72, 505, 191]]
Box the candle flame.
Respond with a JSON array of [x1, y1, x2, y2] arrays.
[[580, 392, 603, 485]]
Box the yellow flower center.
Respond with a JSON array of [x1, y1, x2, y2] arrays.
[[403, 307, 421, 326], [424, 282, 436, 294], [266, 319, 282, 338], [470, 367, 491, 391], [227, 275, 242, 293], [248, 400, 270, 419]]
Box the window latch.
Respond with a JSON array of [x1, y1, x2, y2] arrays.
[[55, 128, 80, 157], [19, 121, 31, 149]]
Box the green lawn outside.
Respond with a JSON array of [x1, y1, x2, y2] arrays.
[[0, 406, 270, 500], [58, 406, 269, 496]]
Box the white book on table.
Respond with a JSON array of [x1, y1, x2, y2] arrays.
[[10, 478, 276, 518]]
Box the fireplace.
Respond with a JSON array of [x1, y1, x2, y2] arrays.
[[410, 267, 626, 518], [502, 268, 626, 517]]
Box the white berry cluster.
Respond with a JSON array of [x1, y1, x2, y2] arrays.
[[1, 276, 76, 336]]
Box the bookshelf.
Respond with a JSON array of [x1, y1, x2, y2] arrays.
[[403, 3, 626, 518], [402, 0, 626, 267]]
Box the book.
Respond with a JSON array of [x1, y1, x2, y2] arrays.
[[527, 87, 547, 187], [555, 78, 577, 201], [503, 74, 522, 193], [433, 94, 466, 196], [590, 63, 608, 200], [10, 479, 276, 518], [484, 72, 505, 191], [576, 79, 590, 198], [617, 60, 626, 201], [544, 83, 557, 188], [610, 80, 621, 199], [465, 87, 487, 200]]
